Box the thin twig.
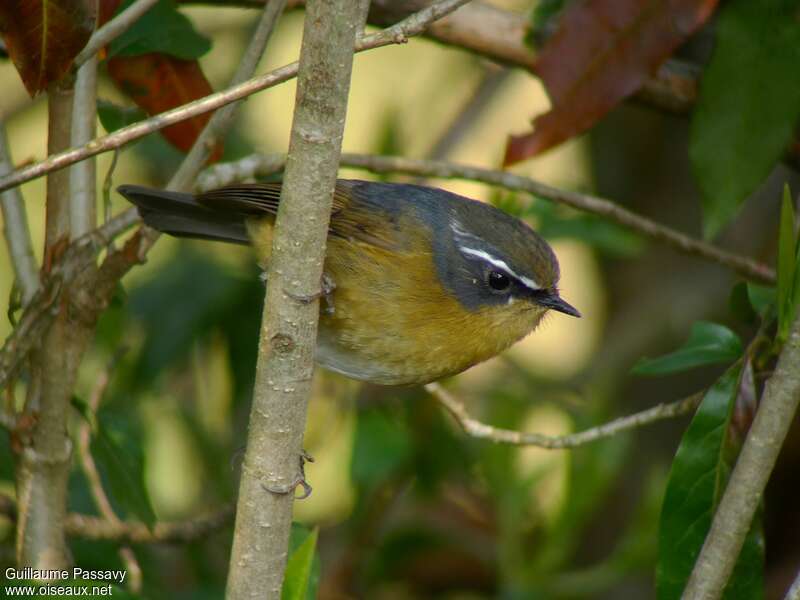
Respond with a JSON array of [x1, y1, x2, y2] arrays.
[[0, 493, 234, 544], [78, 356, 142, 593], [0, 122, 39, 304], [0, 0, 475, 195], [683, 313, 800, 600], [168, 0, 288, 192], [74, 0, 160, 67], [425, 382, 701, 448], [198, 152, 776, 285], [70, 55, 98, 239]]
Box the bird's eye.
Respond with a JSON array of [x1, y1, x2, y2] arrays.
[[487, 270, 511, 293]]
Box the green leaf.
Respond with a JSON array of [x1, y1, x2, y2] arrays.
[[282, 524, 320, 600], [128, 248, 244, 386], [689, 0, 800, 238], [97, 100, 146, 134], [91, 415, 157, 529], [747, 284, 776, 319], [633, 321, 743, 376], [526, 199, 644, 257], [777, 184, 797, 341], [350, 407, 413, 491], [656, 366, 764, 600], [729, 282, 757, 324], [108, 0, 211, 60]]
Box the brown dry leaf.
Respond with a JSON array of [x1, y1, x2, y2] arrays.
[[0, 0, 96, 96], [504, 0, 718, 165], [107, 53, 223, 160]]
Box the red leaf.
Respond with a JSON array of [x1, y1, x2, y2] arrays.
[[97, 0, 121, 26], [0, 0, 96, 96], [107, 53, 223, 161], [504, 0, 718, 165]]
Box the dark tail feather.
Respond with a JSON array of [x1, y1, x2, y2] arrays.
[[118, 185, 249, 244]]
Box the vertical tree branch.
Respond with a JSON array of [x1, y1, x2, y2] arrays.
[[74, 0, 160, 67], [169, 0, 287, 192], [225, 0, 368, 597], [0, 122, 39, 304], [70, 56, 98, 239], [16, 79, 76, 569], [683, 313, 800, 600]]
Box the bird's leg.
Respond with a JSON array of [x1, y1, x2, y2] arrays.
[[262, 450, 315, 500], [284, 274, 336, 314]]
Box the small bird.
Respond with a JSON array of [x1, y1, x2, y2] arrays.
[[118, 180, 580, 385]]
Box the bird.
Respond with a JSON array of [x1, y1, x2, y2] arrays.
[[118, 179, 580, 386]]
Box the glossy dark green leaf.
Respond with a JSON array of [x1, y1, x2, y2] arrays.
[[747, 284, 776, 318], [656, 365, 764, 600], [282, 525, 320, 600], [778, 185, 798, 341], [689, 0, 800, 238], [108, 0, 211, 60], [97, 99, 146, 134], [632, 321, 742, 376], [91, 415, 156, 529]]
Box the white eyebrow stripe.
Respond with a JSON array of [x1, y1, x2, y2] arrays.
[[458, 246, 541, 291]]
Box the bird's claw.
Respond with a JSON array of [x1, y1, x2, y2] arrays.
[[284, 274, 336, 314], [262, 450, 314, 500]]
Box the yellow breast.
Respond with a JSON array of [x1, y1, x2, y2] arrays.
[[248, 217, 546, 385]]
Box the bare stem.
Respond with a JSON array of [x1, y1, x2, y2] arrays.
[[0, 122, 39, 304], [74, 0, 160, 67], [169, 0, 288, 192], [225, 0, 370, 597], [78, 359, 142, 593], [0, 493, 234, 544], [426, 382, 702, 448], [683, 313, 800, 600], [0, 0, 474, 195], [198, 152, 776, 285], [70, 56, 98, 239], [16, 80, 76, 570]]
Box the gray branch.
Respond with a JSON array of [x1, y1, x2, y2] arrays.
[[683, 312, 800, 599], [168, 0, 288, 192], [70, 56, 98, 239], [16, 81, 76, 570], [224, 0, 369, 597], [0, 123, 39, 304], [0, 0, 473, 195], [74, 0, 160, 67], [197, 152, 775, 285]]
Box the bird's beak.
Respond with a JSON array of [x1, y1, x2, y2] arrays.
[[538, 293, 581, 318]]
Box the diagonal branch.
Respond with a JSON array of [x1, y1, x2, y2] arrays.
[[74, 0, 161, 67], [426, 382, 702, 448], [168, 0, 288, 192], [683, 312, 800, 599], [0, 122, 39, 304], [197, 152, 776, 284], [0, 0, 478, 195]]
